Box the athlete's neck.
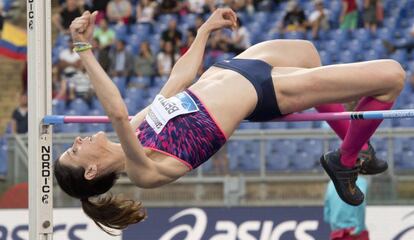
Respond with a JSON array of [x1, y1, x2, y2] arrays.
[[98, 142, 126, 176]]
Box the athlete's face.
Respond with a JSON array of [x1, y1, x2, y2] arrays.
[[59, 131, 108, 169]]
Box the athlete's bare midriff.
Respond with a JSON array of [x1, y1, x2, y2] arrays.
[[189, 66, 259, 137], [139, 66, 258, 175]]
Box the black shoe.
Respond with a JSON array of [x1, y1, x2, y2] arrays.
[[358, 143, 388, 175], [320, 150, 364, 206]]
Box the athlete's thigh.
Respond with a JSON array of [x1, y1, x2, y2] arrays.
[[234, 40, 321, 68], [270, 66, 357, 114], [272, 61, 402, 114]]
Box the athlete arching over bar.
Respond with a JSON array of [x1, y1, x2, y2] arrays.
[[54, 10, 404, 234]]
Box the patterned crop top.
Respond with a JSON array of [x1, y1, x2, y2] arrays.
[[136, 90, 227, 170]]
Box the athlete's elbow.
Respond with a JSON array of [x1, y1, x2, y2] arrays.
[[108, 106, 129, 121], [111, 113, 129, 122]]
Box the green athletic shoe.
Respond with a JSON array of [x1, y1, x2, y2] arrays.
[[358, 143, 388, 175], [320, 150, 364, 206]]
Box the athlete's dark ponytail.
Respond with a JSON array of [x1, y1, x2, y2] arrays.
[[54, 158, 146, 235], [81, 195, 146, 235]]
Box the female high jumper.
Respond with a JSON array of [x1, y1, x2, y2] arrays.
[[54, 9, 404, 234]]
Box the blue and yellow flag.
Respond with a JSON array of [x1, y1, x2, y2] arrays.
[[0, 22, 27, 61]]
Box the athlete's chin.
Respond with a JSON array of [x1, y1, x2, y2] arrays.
[[94, 131, 106, 139]]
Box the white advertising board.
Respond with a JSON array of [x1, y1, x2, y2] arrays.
[[0, 208, 121, 240], [0, 206, 413, 240], [367, 206, 414, 240]]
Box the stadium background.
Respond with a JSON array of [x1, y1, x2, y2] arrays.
[[0, 0, 414, 239]]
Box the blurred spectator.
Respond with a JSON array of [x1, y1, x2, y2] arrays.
[[58, 40, 82, 73], [193, 15, 205, 30], [375, 0, 384, 24], [209, 30, 230, 52], [157, 41, 179, 76], [106, 0, 132, 25], [58, 38, 94, 103], [89, 0, 111, 23], [21, 62, 27, 94], [204, 30, 230, 68], [363, 0, 381, 33], [91, 37, 111, 72], [253, 0, 276, 11], [231, 0, 250, 12], [180, 29, 204, 76], [108, 40, 135, 78], [227, 18, 251, 54], [340, 0, 358, 30], [309, 0, 330, 39], [52, 66, 68, 101], [0, 1, 4, 33], [180, 29, 197, 55], [79, 0, 93, 11], [136, 0, 156, 24], [188, 15, 204, 34], [0, 134, 6, 181], [67, 68, 94, 103], [383, 23, 414, 54], [245, 0, 255, 16], [281, 0, 307, 32], [90, 0, 111, 11], [158, 0, 181, 15], [215, 0, 232, 8], [161, 19, 183, 49], [76, 0, 92, 12], [187, 0, 205, 14], [202, 0, 216, 14], [93, 18, 116, 49], [52, 0, 82, 34], [324, 177, 369, 240], [11, 93, 28, 134], [135, 42, 156, 77]]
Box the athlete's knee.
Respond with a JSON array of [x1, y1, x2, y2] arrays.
[[302, 40, 322, 68], [377, 60, 405, 101], [257, 40, 321, 68], [267, 39, 317, 55], [281, 39, 321, 67], [285, 39, 321, 68], [383, 59, 405, 92]]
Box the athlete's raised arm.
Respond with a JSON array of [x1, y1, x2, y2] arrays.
[[69, 12, 160, 184], [129, 106, 149, 130], [159, 8, 237, 97]]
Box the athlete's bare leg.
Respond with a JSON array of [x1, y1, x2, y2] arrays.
[[235, 39, 321, 68], [272, 60, 404, 113], [236, 40, 355, 140], [240, 40, 391, 176], [272, 59, 405, 206], [234, 41, 404, 111]]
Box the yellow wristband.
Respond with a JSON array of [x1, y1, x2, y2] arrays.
[[73, 41, 91, 47], [73, 44, 93, 53]]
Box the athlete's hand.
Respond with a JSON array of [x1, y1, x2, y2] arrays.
[[70, 11, 98, 43], [200, 8, 237, 33]]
